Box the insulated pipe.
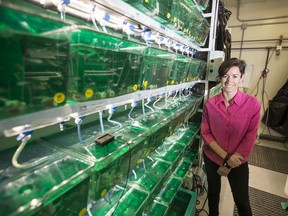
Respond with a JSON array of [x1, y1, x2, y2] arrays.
[[231, 46, 288, 50], [229, 21, 288, 28], [258, 134, 285, 143], [232, 38, 288, 43]]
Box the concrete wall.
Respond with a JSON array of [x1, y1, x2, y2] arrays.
[[223, 0, 288, 117]]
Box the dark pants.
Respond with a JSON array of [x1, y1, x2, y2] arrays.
[[204, 154, 252, 216]]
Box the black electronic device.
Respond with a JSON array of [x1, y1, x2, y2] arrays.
[[95, 133, 115, 146]]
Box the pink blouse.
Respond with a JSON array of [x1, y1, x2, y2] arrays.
[[201, 90, 261, 166]]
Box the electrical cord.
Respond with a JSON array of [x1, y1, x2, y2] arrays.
[[250, 47, 276, 136], [259, 76, 272, 136], [251, 46, 286, 141], [195, 185, 209, 216], [111, 140, 132, 215], [250, 75, 262, 96], [189, 169, 209, 215], [251, 73, 271, 137], [259, 73, 272, 136]]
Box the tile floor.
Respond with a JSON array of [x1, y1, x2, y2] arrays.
[[196, 123, 288, 215]]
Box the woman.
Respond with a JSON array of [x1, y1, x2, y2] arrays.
[[201, 58, 260, 216]]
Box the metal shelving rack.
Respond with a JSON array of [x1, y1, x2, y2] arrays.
[[0, 1, 220, 215], [92, 0, 202, 50], [0, 82, 201, 137], [0, 0, 219, 138]]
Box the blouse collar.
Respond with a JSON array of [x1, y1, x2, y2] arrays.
[[215, 89, 243, 106]]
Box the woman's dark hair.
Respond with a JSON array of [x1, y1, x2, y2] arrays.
[[218, 58, 246, 78]]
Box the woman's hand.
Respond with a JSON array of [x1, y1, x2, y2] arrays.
[[217, 166, 231, 176], [228, 153, 243, 168]]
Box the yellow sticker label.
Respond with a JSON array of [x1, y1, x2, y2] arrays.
[[145, 0, 149, 2], [101, 189, 107, 197], [85, 88, 94, 98], [167, 13, 171, 19], [145, 151, 150, 156], [173, 17, 177, 22], [79, 208, 87, 216], [133, 84, 138, 91], [54, 93, 65, 104], [166, 80, 169, 85], [143, 80, 148, 87], [137, 159, 142, 164], [171, 80, 175, 84]]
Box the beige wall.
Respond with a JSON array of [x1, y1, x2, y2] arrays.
[[224, 0, 288, 117]]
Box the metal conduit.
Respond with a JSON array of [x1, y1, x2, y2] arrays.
[[232, 46, 288, 50], [232, 38, 288, 43], [229, 21, 288, 28]]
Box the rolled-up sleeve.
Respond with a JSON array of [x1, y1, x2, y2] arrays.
[[235, 100, 261, 161]]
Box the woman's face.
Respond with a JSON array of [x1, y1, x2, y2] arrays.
[[221, 66, 243, 94]]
